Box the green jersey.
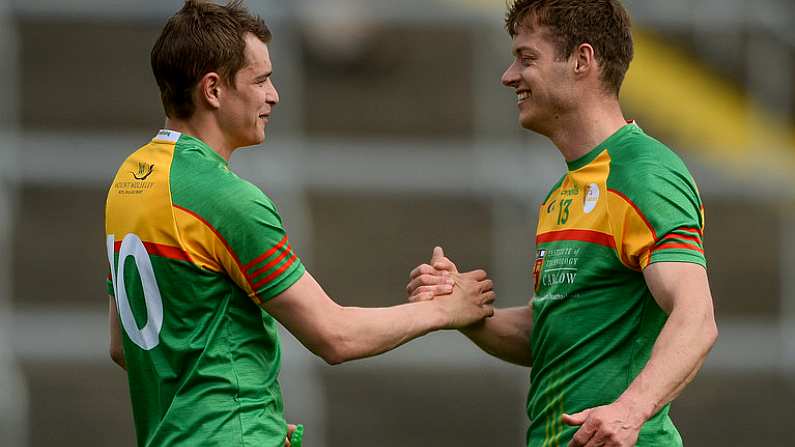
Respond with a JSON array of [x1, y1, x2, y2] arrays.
[[105, 130, 305, 446], [529, 123, 706, 446]]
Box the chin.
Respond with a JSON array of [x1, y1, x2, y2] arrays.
[[519, 115, 535, 130], [519, 116, 549, 136], [248, 131, 266, 146]]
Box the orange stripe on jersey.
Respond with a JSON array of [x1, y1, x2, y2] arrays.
[[113, 240, 192, 263], [243, 235, 289, 272], [145, 243, 192, 263], [654, 242, 705, 254], [248, 242, 292, 280], [536, 229, 616, 249], [659, 232, 702, 245], [252, 253, 298, 290], [678, 227, 703, 237]]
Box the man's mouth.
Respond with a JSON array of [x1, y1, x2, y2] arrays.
[[516, 91, 530, 103]]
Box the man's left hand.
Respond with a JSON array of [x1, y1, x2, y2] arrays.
[[562, 400, 645, 447]]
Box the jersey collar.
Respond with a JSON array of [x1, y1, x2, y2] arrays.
[[566, 122, 640, 171], [153, 129, 229, 166]]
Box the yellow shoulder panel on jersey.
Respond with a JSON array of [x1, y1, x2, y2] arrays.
[[605, 189, 657, 270], [171, 205, 261, 305], [106, 139, 182, 251]]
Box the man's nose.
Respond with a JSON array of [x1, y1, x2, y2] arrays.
[[268, 81, 280, 105], [501, 62, 519, 88]]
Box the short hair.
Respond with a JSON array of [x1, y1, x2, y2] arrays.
[[151, 0, 272, 119], [505, 0, 633, 96]]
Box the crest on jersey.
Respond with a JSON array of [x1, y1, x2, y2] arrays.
[[533, 249, 546, 292], [583, 183, 599, 214]]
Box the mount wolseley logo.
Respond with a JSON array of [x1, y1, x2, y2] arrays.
[[116, 162, 156, 195], [131, 162, 155, 180]]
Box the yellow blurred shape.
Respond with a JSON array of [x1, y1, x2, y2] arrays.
[[624, 30, 795, 185]]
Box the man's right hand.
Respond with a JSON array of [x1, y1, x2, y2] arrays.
[[406, 246, 458, 302], [437, 269, 495, 328], [407, 246, 475, 301], [407, 247, 495, 328], [407, 247, 533, 367]]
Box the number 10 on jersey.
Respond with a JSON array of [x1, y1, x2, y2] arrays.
[[106, 233, 164, 351]]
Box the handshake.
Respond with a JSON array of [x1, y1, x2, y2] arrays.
[[405, 246, 496, 329]]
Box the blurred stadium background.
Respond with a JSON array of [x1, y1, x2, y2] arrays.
[[1, 0, 794, 445]]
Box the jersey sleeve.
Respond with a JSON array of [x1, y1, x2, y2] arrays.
[[609, 163, 706, 270], [173, 178, 306, 306], [225, 190, 306, 303], [217, 186, 305, 304]]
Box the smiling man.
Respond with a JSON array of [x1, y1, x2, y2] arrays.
[[407, 1, 718, 446], [104, 2, 496, 446]]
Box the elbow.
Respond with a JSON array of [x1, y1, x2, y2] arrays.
[[312, 330, 353, 366], [704, 304, 719, 346], [316, 307, 361, 365], [320, 349, 345, 366], [307, 306, 359, 365], [317, 341, 349, 366], [705, 318, 719, 349]]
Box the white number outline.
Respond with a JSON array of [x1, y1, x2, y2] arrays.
[[106, 233, 164, 350]]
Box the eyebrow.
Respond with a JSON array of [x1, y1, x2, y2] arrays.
[[513, 46, 538, 57], [254, 71, 272, 82]]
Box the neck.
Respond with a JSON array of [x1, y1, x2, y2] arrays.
[[545, 97, 627, 163], [165, 115, 234, 162]]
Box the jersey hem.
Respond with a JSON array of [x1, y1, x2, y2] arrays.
[[647, 250, 707, 268], [254, 263, 306, 303]]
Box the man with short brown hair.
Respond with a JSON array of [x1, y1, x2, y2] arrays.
[[105, 2, 495, 446], [408, 1, 717, 446]]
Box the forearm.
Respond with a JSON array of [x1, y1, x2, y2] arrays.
[[325, 301, 449, 364], [618, 305, 717, 418], [460, 306, 533, 367], [269, 270, 492, 365]]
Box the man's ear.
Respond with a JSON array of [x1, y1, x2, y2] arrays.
[[572, 43, 596, 77], [197, 72, 223, 109]]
